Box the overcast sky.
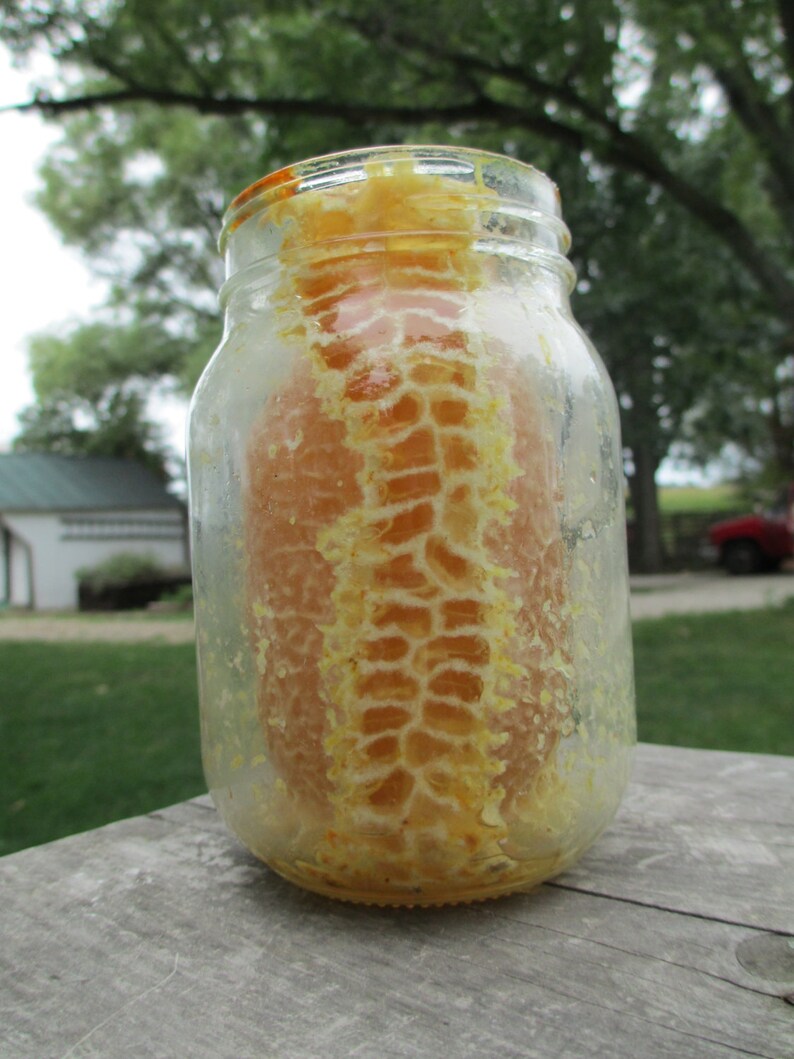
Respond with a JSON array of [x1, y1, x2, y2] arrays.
[[0, 45, 104, 449], [0, 44, 188, 459]]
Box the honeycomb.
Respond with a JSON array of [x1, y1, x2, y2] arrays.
[[243, 161, 572, 902]]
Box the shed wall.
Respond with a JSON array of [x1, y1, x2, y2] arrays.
[[1, 509, 187, 609]]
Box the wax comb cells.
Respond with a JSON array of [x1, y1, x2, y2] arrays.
[[245, 163, 572, 899]]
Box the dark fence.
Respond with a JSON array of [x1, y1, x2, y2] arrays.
[[628, 510, 746, 572]]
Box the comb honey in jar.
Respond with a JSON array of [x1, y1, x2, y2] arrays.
[[188, 146, 636, 906]]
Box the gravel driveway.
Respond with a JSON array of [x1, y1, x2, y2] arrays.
[[0, 614, 196, 643], [1, 569, 792, 641], [629, 568, 794, 619]]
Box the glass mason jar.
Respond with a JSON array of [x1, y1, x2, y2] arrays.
[[188, 146, 635, 906]]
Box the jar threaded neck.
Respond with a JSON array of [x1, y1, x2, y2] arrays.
[[221, 146, 575, 291]]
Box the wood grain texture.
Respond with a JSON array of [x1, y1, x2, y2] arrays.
[[1, 743, 792, 1059], [559, 743, 794, 934]]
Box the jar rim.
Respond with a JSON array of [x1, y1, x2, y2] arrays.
[[220, 144, 569, 253]]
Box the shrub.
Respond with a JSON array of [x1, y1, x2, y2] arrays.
[[158, 582, 194, 609], [76, 553, 191, 611], [76, 552, 169, 592]]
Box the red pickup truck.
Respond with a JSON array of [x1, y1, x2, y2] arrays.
[[707, 484, 794, 574]]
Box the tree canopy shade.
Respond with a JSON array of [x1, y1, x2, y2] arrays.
[[14, 389, 171, 482], [2, 0, 793, 568]]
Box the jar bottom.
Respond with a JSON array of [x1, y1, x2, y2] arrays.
[[258, 848, 580, 908], [210, 767, 623, 907]]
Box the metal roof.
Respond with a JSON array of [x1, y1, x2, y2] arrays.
[[0, 453, 182, 513]]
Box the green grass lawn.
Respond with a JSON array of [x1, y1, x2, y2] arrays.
[[658, 483, 742, 514], [633, 602, 794, 755], [2, 602, 792, 857], [0, 641, 202, 857]]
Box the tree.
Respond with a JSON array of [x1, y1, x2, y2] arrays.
[[12, 325, 174, 480], [14, 389, 172, 480], [2, 0, 792, 567], [565, 168, 744, 570]]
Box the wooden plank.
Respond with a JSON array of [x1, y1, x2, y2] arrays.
[[557, 744, 794, 933], [158, 744, 794, 933], [1, 744, 792, 1058], [1, 817, 791, 1058]]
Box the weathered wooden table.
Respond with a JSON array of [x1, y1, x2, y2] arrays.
[[2, 743, 792, 1058]]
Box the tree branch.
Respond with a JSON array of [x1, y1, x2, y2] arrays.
[[774, 0, 794, 88], [339, 13, 623, 141], [6, 85, 581, 139], [7, 82, 794, 325], [710, 60, 794, 220], [148, 20, 216, 95], [333, 15, 794, 319]]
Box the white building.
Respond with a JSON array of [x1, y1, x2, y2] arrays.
[[0, 453, 188, 610]]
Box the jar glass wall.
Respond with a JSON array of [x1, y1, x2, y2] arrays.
[[188, 146, 635, 906]]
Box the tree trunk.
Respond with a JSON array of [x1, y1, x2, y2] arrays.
[[628, 444, 665, 573], [768, 387, 794, 481]]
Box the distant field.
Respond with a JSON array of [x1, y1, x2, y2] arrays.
[[658, 483, 742, 514]]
